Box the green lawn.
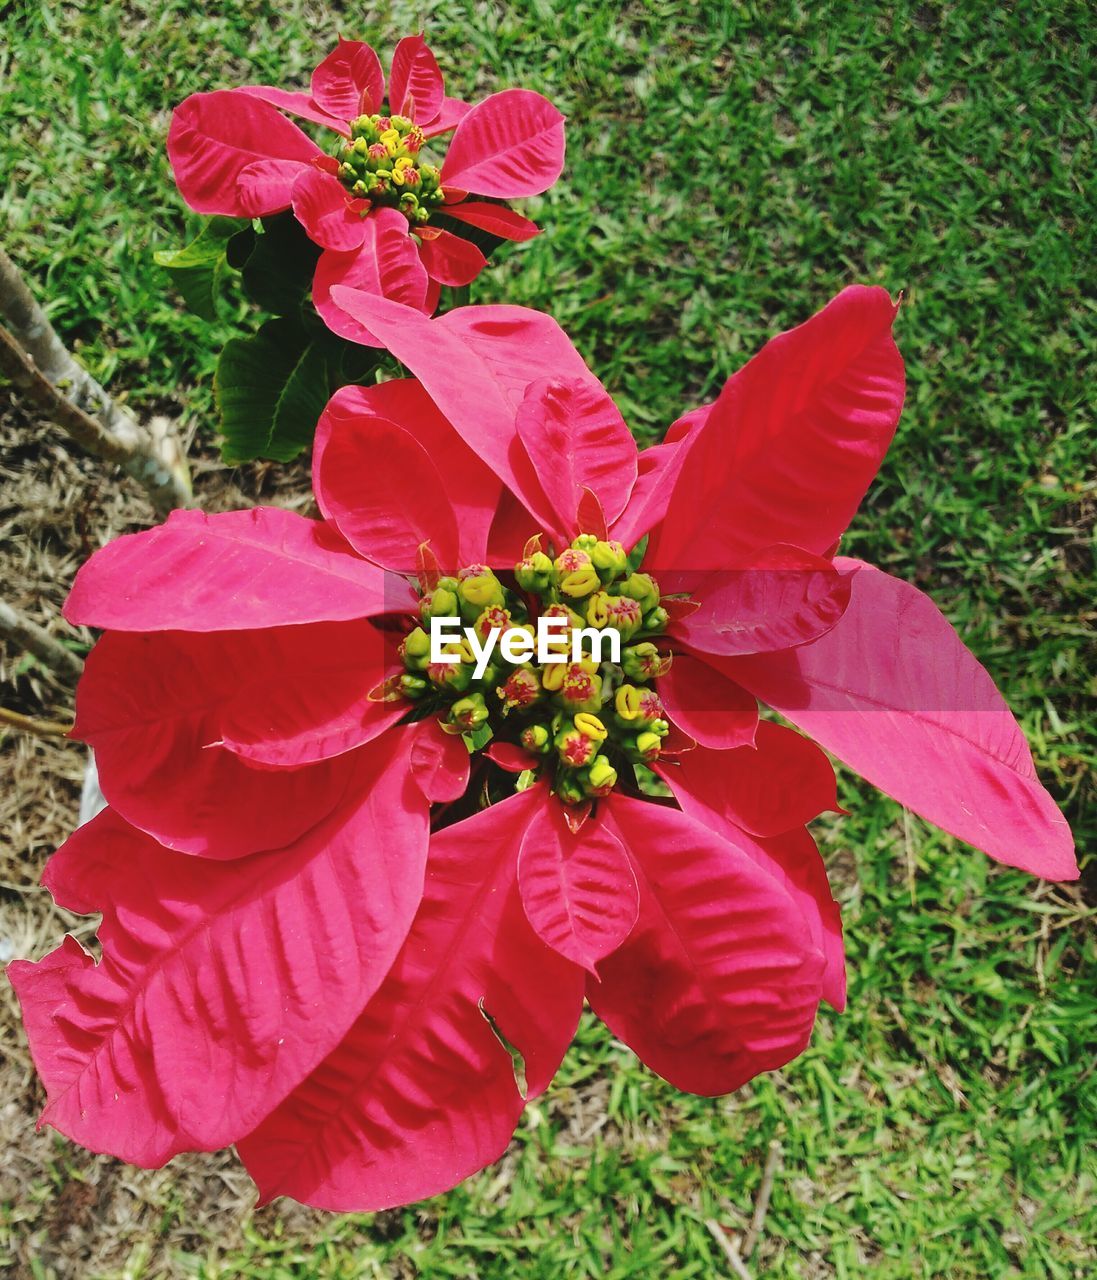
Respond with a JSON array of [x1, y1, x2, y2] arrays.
[[2, 2, 1094, 1276]]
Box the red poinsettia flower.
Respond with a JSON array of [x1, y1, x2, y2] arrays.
[[10, 288, 1075, 1212], [167, 35, 565, 341]]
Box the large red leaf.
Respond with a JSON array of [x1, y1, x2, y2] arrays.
[[590, 796, 825, 1095], [316, 380, 503, 565], [326, 293, 603, 524], [515, 377, 638, 539], [9, 742, 429, 1167], [310, 40, 384, 121], [389, 35, 444, 124], [670, 546, 854, 656], [237, 788, 584, 1211], [312, 210, 432, 344], [727, 560, 1077, 879], [656, 651, 758, 749], [73, 626, 368, 857], [649, 286, 904, 570], [518, 801, 638, 973], [64, 508, 409, 632], [441, 89, 565, 198], [167, 90, 317, 216], [313, 413, 460, 571], [661, 721, 839, 838]]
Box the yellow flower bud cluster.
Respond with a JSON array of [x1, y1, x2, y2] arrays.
[[395, 536, 686, 808], [335, 113, 444, 224]]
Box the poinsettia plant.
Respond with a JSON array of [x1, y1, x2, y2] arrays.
[[11, 286, 1075, 1211], [158, 34, 565, 463]]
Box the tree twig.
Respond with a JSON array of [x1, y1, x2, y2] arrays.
[[0, 600, 85, 679], [742, 1139, 782, 1260], [0, 244, 192, 514], [704, 1219, 753, 1280], [0, 705, 74, 739]]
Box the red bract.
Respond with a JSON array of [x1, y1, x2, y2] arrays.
[[11, 287, 1075, 1212], [167, 36, 564, 341]]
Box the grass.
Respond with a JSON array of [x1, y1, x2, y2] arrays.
[[1, 1, 1094, 1276]]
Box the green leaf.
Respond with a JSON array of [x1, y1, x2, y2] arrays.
[[239, 213, 321, 316], [215, 318, 335, 464], [155, 216, 246, 320]]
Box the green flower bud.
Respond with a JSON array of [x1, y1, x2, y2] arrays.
[[515, 550, 554, 593], [619, 571, 660, 609], [520, 723, 551, 754], [555, 770, 587, 806], [622, 642, 672, 681], [400, 626, 431, 669], [590, 539, 629, 581], [635, 731, 662, 761], [582, 755, 618, 797], [398, 672, 429, 699], [643, 606, 670, 633], [450, 692, 489, 732], [555, 720, 600, 768], [457, 566, 505, 619]]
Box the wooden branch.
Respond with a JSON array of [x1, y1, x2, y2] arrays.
[[742, 1139, 782, 1260], [0, 705, 75, 739], [0, 600, 84, 679], [0, 244, 192, 514]]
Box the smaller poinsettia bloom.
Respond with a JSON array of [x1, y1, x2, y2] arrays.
[[167, 35, 564, 342], [11, 287, 1075, 1213]]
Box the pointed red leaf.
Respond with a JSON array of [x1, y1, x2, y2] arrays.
[[10, 744, 429, 1166], [518, 802, 638, 973], [389, 35, 444, 125], [237, 789, 584, 1211], [659, 722, 839, 839], [73, 627, 368, 856], [317, 380, 503, 566], [443, 201, 540, 241], [313, 412, 460, 571], [441, 89, 565, 198], [657, 651, 758, 749], [589, 796, 825, 1095], [727, 560, 1077, 879], [311, 40, 384, 120], [486, 742, 539, 773], [415, 226, 488, 286], [168, 90, 318, 216], [515, 377, 638, 538], [649, 286, 905, 570], [64, 508, 409, 632], [312, 210, 432, 344], [609, 440, 691, 549], [423, 96, 472, 138], [409, 718, 471, 802]]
